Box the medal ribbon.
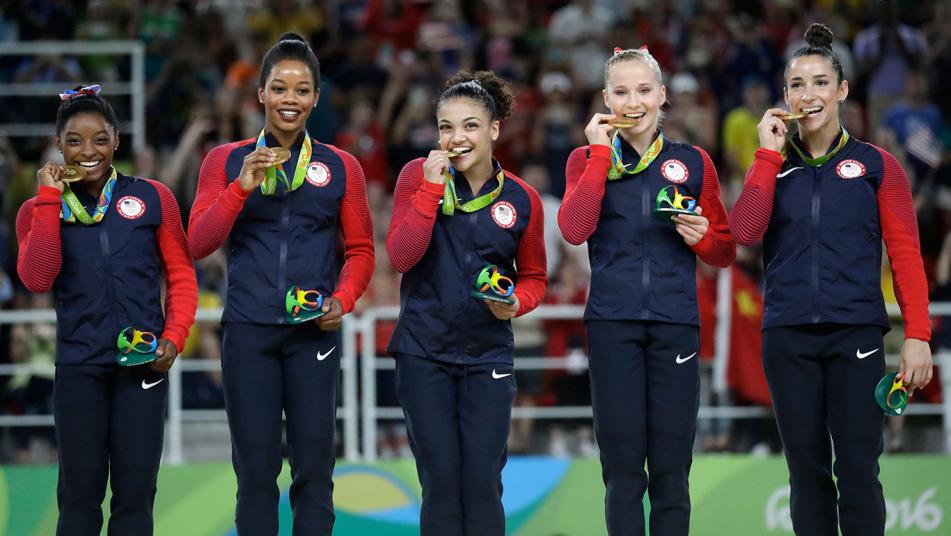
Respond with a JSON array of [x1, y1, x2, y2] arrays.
[[787, 128, 850, 167], [256, 130, 312, 195], [608, 132, 664, 180], [441, 167, 505, 216], [60, 167, 117, 225]]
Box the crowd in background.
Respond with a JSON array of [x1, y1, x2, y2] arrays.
[[0, 0, 949, 463]]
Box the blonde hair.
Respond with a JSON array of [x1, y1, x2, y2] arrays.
[[604, 47, 663, 87]]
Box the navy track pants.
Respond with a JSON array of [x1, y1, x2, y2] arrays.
[[54, 363, 168, 536], [763, 324, 886, 536], [222, 322, 341, 536], [394, 353, 516, 536], [587, 320, 700, 536]]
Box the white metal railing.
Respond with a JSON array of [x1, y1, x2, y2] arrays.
[[0, 307, 359, 464], [355, 302, 951, 460], [2, 301, 950, 462], [0, 40, 146, 154]]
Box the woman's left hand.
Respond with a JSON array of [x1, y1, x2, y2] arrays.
[[486, 295, 520, 321], [898, 338, 933, 396], [149, 339, 179, 372], [672, 206, 708, 246], [316, 297, 343, 331]]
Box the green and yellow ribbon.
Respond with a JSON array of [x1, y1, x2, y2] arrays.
[[256, 129, 313, 195], [607, 132, 664, 180], [786, 128, 850, 167], [60, 167, 117, 225], [442, 167, 505, 216]]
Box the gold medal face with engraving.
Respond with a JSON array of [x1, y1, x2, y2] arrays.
[[62, 165, 87, 183]]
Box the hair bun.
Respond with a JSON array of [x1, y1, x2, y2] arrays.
[[278, 32, 306, 43], [804, 23, 834, 50]]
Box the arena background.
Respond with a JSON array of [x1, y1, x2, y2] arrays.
[[1, 0, 950, 534]]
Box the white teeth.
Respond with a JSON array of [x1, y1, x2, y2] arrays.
[[79, 161, 101, 168], [802, 106, 822, 113], [624, 113, 645, 119], [279, 110, 299, 119]]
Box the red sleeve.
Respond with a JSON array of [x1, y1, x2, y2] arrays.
[[187, 142, 251, 259], [511, 178, 548, 317], [147, 180, 198, 352], [386, 158, 446, 273], [690, 147, 735, 267], [16, 186, 63, 293], [328, 146, 375, 314], [875, 147, 931, 341], [558, 144, 611, 245], [728, 148, 784, 246]]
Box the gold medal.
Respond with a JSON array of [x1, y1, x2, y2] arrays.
[[608, 114, 638, 129], [61, 165, 87, 183], [270, 147, 291, 163], [779, 111, 808, 121]]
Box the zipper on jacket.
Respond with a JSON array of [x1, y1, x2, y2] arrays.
[[811, 168, 821, 322], [278, 195, 290, 323], [100, 227, 119, 336], [460, 211, 478, 362], [641, 184, 650, 319]]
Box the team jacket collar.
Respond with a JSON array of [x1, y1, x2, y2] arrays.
[[787, 128, 850, 166], [615, 129, 664, 166], [262, 130, 307, 150], [452, 158, 505, 197]]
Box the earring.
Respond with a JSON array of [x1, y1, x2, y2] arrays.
[[114, 145, 118, 150]]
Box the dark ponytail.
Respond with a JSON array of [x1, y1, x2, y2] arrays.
[[259, 32, 320, 88], [437, 70, 514, 121], [55, 84, 118, 135], [786, 23, 844, 84]]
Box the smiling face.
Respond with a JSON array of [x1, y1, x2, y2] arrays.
[[603, 58, 666, 143], [259, 59, 319, 143], [436, 97, 499, 175], [784, 54, 848, 137], [57, 112, 118, 183]]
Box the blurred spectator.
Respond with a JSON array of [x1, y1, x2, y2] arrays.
[[9, 0, 76, 41], [664, 72, 718, 151], [358, 0, 424, 60], [0, 135, 20, 225], [390, 83, 437, 167], [335, 97, 390, 189], [6, 293, 56, 464], [854, 0, 928, 130], [882, 68, 944, 183], [180, 291, 224, 410], [531, 72, 583, 199], [721, 75, 769, 187], [246, 0, 324, 46], [548, 0, 615, 93], [334, 34, 389, 107], [840, 100, 867, 140]]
